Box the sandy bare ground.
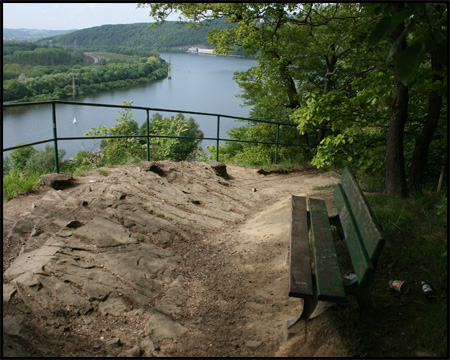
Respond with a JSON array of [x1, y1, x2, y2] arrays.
[[3, 162, 349, 357]]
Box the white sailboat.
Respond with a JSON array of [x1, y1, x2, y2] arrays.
[[73, 117, 77, 125]]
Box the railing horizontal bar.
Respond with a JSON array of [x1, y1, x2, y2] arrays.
[[3, 139, 55, 152], [221, 138, 309, 147], [4, 136, 308, 153], [56, 135, 306, 147], [58, 135, 206, 141], [3, 100, 298, 127], [3, 101, 52, 109], [3, 101, 309, 162]]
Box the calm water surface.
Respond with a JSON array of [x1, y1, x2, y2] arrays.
[[3, 52, 257, 159]]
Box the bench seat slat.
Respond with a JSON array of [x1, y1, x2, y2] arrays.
[[309, 198, 346, 302], [289, 196, 313, 298]]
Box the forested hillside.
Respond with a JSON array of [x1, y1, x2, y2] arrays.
[[35, 19, 232, 52], [3, 42, 168, 103], [3, 28, 75, 41], [3, 46, 85, 66]]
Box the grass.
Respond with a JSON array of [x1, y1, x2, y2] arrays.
[[3, 172, 41, 201], [312, 183, 337, 191], [329, 188, 448, 357], [228, 155, 317, 174], [97, 168, 108, 176]]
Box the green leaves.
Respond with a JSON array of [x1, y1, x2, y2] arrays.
[[139, 113, 203, 161], [395, 41, 427, 85], [85, 102, 146, 166], [367, 16, 393, 49], [365, 3, 444, 86]]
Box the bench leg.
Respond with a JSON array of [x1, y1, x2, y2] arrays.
[[287, 294, 318, 329], [285, 294, 318, 341], [344, 276, 374, 320]]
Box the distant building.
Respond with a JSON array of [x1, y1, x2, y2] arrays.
[[198, 48, 214, 55], [186, 47, 215, 55]]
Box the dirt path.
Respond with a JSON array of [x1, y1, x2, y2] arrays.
[[161, 165, 348, 357], [3, 162, 349, 357]]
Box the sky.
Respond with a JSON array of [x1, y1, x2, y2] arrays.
[[2, 3, 182, 31]]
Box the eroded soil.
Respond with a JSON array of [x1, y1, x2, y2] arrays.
[[3, 161, 349, 357]]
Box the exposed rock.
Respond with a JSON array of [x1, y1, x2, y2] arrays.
[[118, 345, 142, 357], [41, 173, 73, 189], [99, 296, 129, 317], [246, 339, 262, 349], [105, 337, 122, 347], [209, 161, 230, 179], [138, 161, 166, 176], [72, 217, 137, 248], [140, 337, 157, 355], [154, 277, 188, 316], [256, 168, 271, 175], [3, 161, 346, 358], [144, 311, 187, 341], [3, 283, 16, 303]]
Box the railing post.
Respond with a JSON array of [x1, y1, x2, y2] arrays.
[[216, 115, 220, 162], [51, 102, 60, 173], [275, 124, 280, 165], [146, 110, 150, 161]]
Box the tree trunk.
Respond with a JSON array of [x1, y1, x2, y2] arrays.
[[408, 38, 443, 188], [318, 51, 338, 143], [278, 60, 310, 147], [385, 3, 408, 197]]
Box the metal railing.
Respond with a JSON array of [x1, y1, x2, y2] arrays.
[[3, 100, 306, 173]]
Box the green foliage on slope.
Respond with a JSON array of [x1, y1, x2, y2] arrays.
[[35, 19, 231, 52]]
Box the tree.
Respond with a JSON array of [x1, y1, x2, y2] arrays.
[[3, 156, 12, 176], [407, 3, 447, 188], [85, 101, 145, 166], [7, 143, 65, 176], [143, 3, 446, 193], [139, 113, 204, 161], [24, 145, 66, 175], [4, 79, 32, 101], [365, 2, 447, 195], [141, 3, 368, 161], [385, 2, 409, 197], [9, 144, 38, 174]]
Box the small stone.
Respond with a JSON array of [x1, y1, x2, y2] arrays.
[[246, 339, 261, 349], [119, 345, 141, 357], [218, 179, 229, 186], [140, 338, 156, 354], [416, 351, 436, 357], [105, 337, 122, 347]]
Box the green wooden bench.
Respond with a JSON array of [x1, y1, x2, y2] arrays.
[[287, 167, 385, 330]]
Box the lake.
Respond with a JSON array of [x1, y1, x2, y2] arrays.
[[3, 52, 258, 159]]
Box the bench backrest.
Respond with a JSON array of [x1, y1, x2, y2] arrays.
[[334, 167, 385, 287]]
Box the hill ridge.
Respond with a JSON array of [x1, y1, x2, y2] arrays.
[[32, 19, 231, 52]]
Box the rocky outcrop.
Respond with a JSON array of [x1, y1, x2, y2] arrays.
[[40, 173, 73, 189], [3, 161, 259, 357], [209, 161, 230, 179]]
